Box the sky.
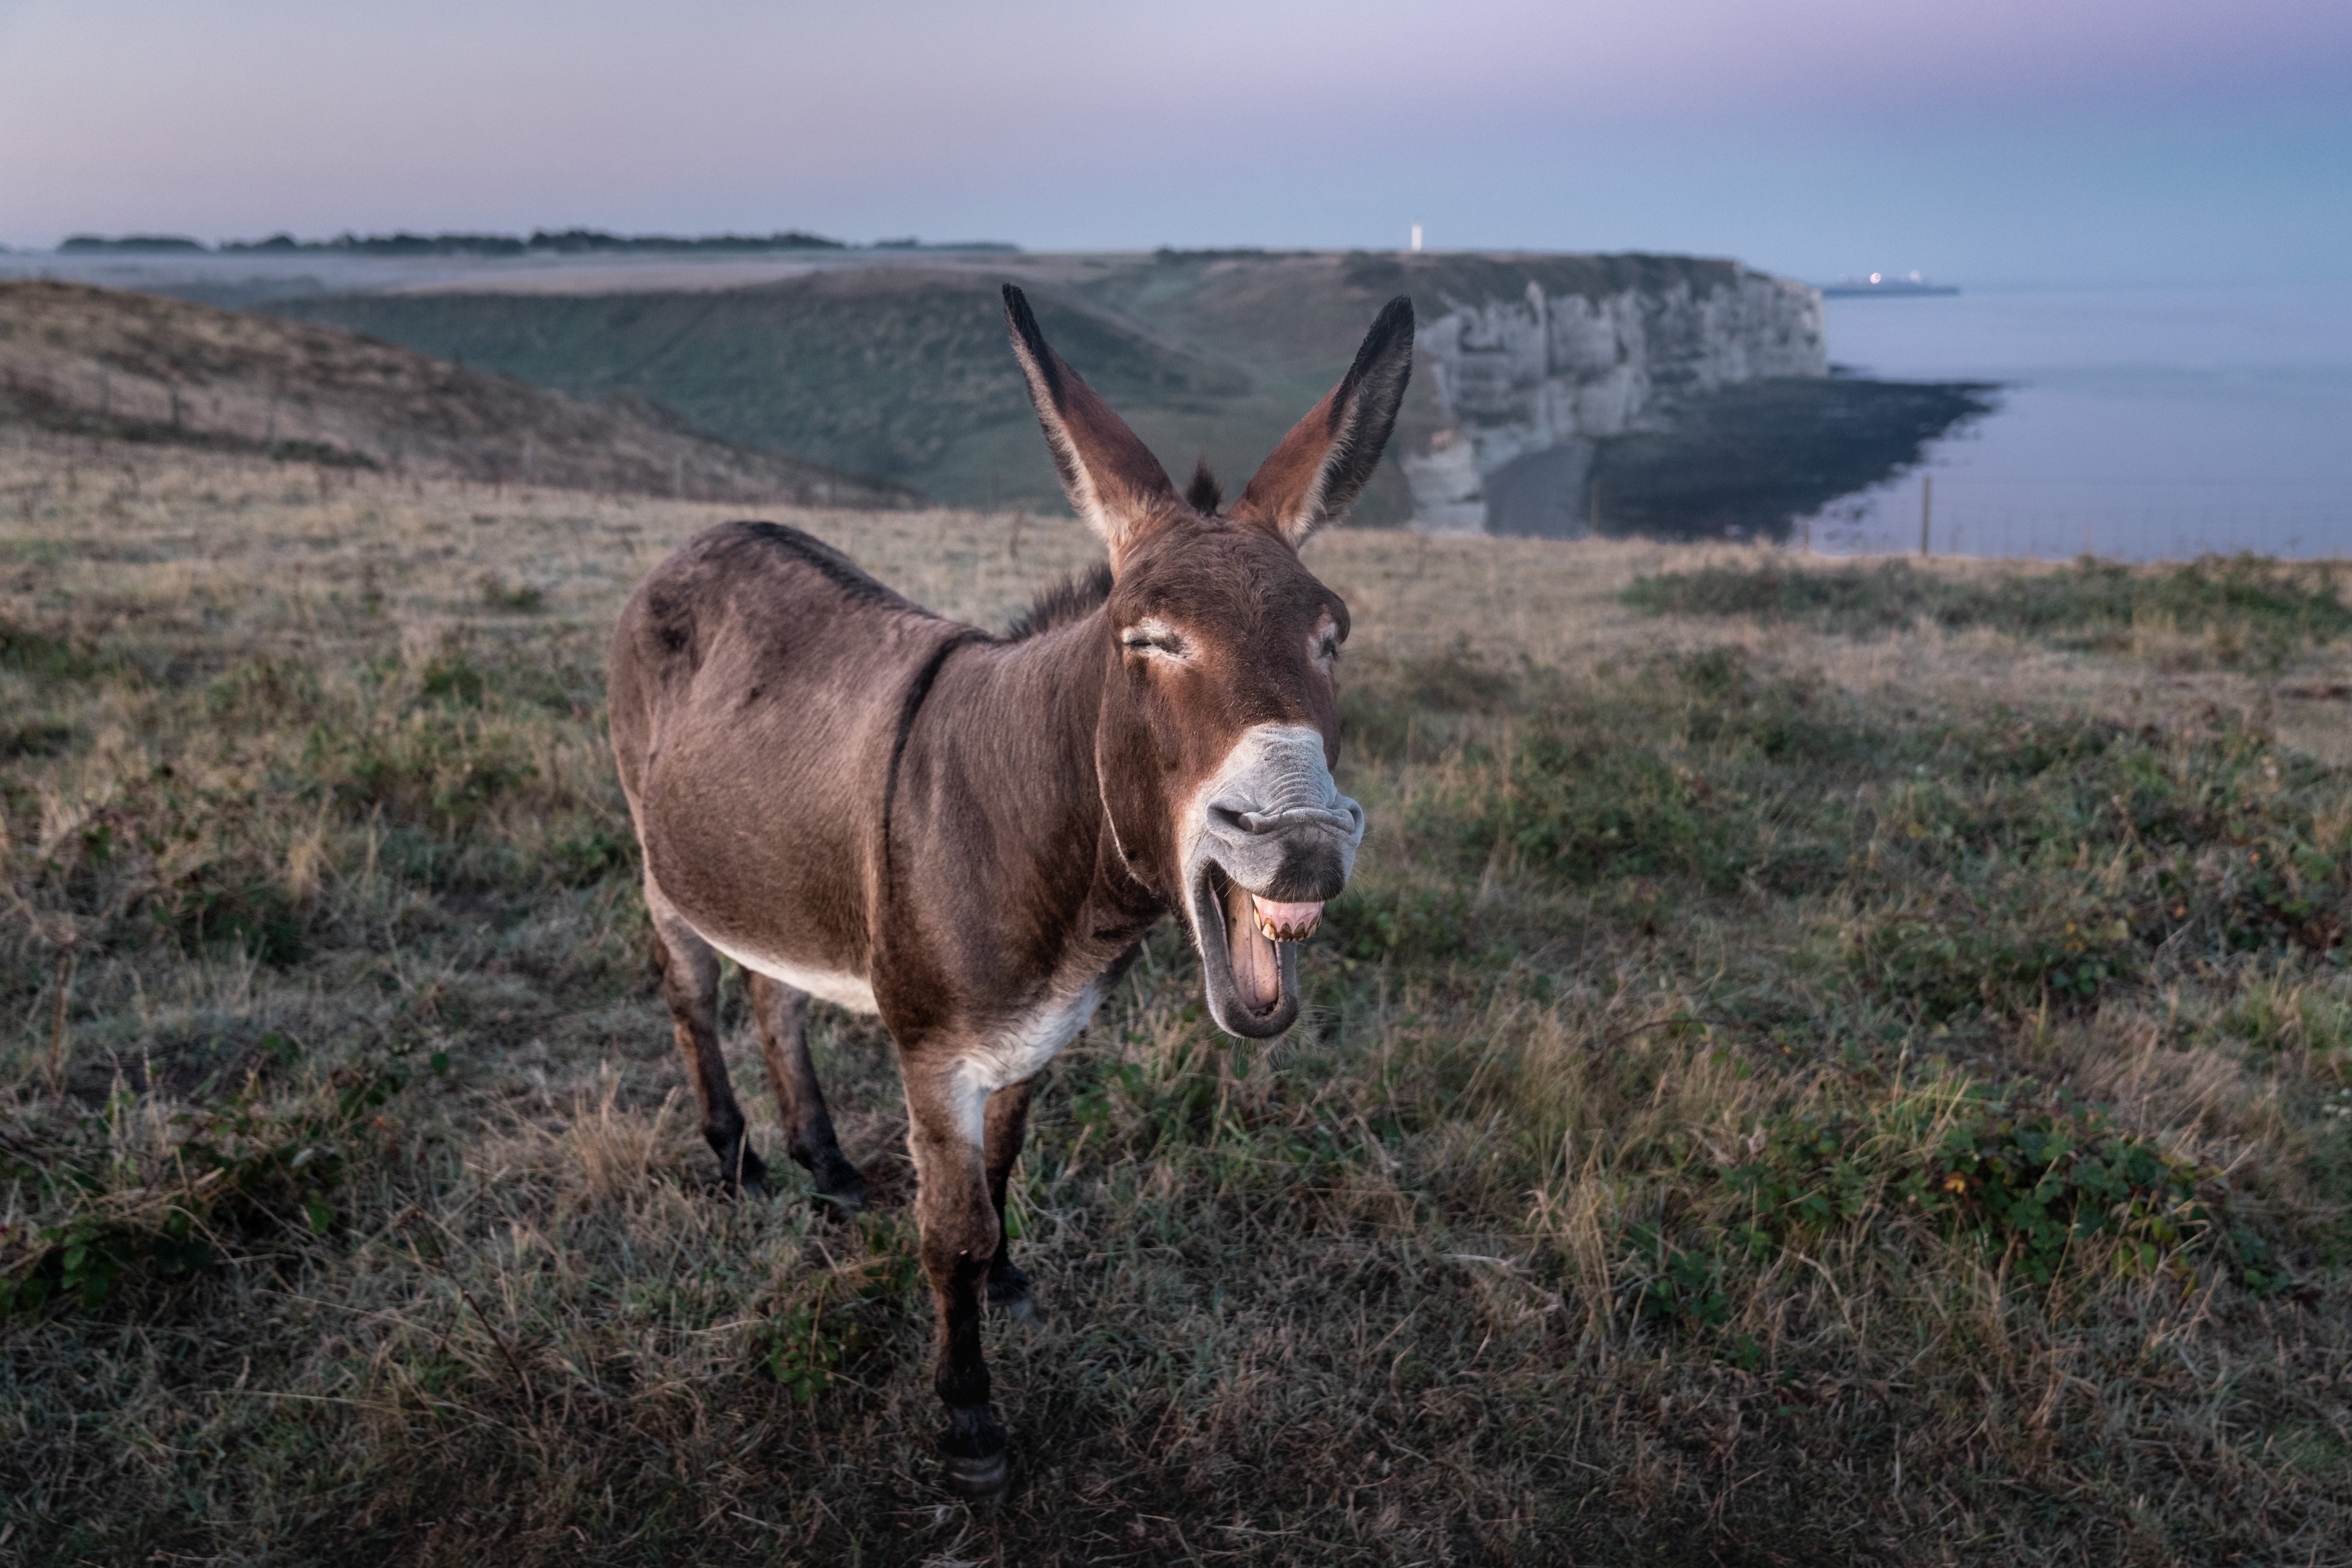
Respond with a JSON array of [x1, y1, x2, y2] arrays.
[[3, 0, 2348, 286]]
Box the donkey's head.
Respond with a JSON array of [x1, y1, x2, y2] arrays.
[[1004, 284, 1413, 1037]]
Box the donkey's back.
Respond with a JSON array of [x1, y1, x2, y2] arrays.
[[608, 520, 959, 1008]]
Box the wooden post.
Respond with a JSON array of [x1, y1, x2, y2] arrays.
[[1919, 475, 1932, 557]]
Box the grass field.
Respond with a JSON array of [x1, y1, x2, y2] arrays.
[[3, 431, 2349, 1565]]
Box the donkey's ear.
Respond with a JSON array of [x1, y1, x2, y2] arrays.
[[1231, 296, 1415, 549], [1003, 284, 1177, 563]]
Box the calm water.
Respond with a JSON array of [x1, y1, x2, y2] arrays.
[[1804, 283, 2352, 561]]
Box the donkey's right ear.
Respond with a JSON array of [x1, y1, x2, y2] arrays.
[[1003, 285, 1178, 564]]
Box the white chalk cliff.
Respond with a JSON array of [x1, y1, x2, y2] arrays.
[[1398, 266, 1825, 534]]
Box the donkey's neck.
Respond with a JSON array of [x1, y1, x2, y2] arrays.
[[896, 605, 1159, 942]]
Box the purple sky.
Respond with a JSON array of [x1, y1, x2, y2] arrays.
[[3, 0, 2346, 283]]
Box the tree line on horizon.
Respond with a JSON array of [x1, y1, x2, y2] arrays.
[[52, 230, 1017, 257]]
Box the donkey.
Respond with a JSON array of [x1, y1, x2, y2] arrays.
[[606, 284, 1413, 1495]]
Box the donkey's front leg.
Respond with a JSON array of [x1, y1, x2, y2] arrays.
[[982, 1079, 1037, 1319], [904, 1061, 1010, 1497]]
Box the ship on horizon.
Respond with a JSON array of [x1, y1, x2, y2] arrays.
[[1821, 270, 1960, 298]]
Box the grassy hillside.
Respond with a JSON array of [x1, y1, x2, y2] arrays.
[[266, 251, 1890, 528], [0, 281, 917, 508], [3, 426, 2349, 1563], [267, 269, 1254, 514]]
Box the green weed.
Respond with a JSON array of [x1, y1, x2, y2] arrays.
[[0, 615, 99, 681], [0, 1056, 406, 1316]]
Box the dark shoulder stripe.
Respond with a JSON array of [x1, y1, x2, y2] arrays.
[[881, 629, 988, 887]]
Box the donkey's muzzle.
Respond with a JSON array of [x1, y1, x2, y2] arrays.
[[1207, 798, 1364, 903]]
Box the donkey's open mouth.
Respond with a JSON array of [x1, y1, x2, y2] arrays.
[[1181, 729, 1366, 1039], [1195, 864, 1324, 1037]]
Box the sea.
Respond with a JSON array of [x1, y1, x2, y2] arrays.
[[1803, 282, 2352, 562]]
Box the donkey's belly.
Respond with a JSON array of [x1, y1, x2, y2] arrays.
[[698, 928, 880, 1015]]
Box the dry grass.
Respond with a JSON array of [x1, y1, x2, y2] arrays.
[[3, 428, 2349, 1565]]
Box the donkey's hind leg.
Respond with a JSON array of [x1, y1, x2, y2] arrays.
[[748, 973, 867, 1217], [646, 884, 770, 1197], [981, 1079, 1037, 1318]]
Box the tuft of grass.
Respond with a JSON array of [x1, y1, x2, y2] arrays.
[[0, 616, 100, 682], [475, 573, 548, 614], [1, 1054, 409, 1315], [1625, 553, 2352, 668]]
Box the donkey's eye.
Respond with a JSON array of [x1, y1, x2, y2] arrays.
[[1120, 622, 1184, 656]]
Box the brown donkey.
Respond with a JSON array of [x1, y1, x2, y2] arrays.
[[607, 285, 1413, 1495]]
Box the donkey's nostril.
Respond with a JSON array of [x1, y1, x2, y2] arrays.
[[1234, 804, 1360, 837], [1209, 804, 1251, 835]]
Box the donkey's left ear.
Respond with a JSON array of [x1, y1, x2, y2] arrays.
[[1231, 296, 1415, 548]]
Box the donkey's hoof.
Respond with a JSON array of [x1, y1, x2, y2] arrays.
[[986, 1266, 1035, 1321], [718, 1153, 771, 1199], [941, 1446, 1009, 1498], [806, 1154, 868, 1223]]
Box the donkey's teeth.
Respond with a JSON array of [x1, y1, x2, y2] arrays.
[[1249, 896, 1324, 943]]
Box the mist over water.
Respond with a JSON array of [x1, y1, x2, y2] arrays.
[[1804, 283, 2352, 560]]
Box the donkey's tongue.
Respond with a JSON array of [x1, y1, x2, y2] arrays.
[[1215, 883, 1283, 1015]]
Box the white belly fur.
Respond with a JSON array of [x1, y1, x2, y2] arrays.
[[695, 921, 1106, 1147], [699, 931, 880, 1015]]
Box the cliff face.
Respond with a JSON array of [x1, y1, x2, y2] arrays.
[[1397, 266, 1826, 533]]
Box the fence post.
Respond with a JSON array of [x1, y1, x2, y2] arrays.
[[1919, 475, 1932, 557]]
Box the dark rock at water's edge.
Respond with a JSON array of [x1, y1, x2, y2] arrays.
[[1501, 377, 1999, 545]]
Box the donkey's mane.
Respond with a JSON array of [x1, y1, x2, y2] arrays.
[[1185, 460, 1223, 515], [1003, 562, 1115, 641]]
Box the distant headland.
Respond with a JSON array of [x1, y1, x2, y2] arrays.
[[57, 230, 1020, 257]]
